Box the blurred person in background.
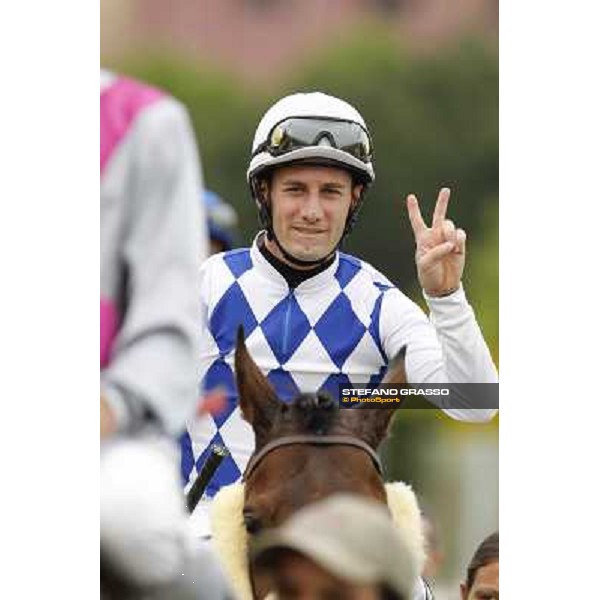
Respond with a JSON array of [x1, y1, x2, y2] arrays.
[[203, 188, 240, 256], [251, 494, 420, 600], [100, 70, 232, 599], [182, 91, 498, 539], [459, 532, 498, 600]]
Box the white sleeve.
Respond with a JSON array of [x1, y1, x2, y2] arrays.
[[101, 98, 208, 435], [379, 284, 498, 422], [197, 258, 221, 385]]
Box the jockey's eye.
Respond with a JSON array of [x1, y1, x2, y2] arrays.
[[243, 509, 263, 535]]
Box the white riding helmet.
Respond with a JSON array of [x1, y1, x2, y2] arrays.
[[247, 92, 375, 266], [247, 92, 375, 185]]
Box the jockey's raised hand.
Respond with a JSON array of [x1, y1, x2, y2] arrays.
[[406, 187, 466, 297]]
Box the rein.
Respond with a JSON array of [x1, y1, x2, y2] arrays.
[[243, 434, 383, 481]]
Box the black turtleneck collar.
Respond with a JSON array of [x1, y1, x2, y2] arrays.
[[258, 236, 336, 289]]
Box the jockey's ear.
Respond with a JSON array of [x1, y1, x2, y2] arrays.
[[235, 326, 281, 446], [351, 183, 363, 209], [257, 178, 271, 206], [460, 582, 469, 600]]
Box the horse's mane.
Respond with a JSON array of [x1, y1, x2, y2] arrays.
[[290, 392, 337, 435]]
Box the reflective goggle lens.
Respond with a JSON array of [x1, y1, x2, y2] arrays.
[[262, 118, 372, 163]]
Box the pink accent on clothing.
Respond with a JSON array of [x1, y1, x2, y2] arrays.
[[101, 297, 120, 368], [100, 77, 164, 173]]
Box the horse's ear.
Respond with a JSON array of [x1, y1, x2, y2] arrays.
[[234, 326, 281, 445], [342, 347, 408, 449], [342, 406, 396, 450]]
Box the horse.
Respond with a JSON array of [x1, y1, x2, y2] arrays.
[[210, 328, 426, 599]]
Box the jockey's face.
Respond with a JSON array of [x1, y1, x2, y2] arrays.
[[264, 165, 362, 267]]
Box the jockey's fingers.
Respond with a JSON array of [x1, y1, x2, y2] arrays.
[[419, 241, 455, 270], [442, 219, 457, 245], [432, 187, 451, 228], [454, 228, 466, 254], [406, 194, 427, 236]]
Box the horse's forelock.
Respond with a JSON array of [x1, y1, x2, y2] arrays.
[[290, 392, 337, 435]]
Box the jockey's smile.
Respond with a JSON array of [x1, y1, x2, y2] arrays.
[[264, 164, 362, 268]]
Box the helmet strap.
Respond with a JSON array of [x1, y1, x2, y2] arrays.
[[341, 185, 366, 237]]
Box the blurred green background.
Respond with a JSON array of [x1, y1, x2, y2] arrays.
[[103, 3, 498, 595]]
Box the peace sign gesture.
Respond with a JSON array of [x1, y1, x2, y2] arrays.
[[406, 188, 466, 297]]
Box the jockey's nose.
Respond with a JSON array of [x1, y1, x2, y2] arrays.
[[301, 190, 323, 223]]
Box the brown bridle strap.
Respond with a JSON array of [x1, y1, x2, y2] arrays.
[[243, 434, 383, 481]]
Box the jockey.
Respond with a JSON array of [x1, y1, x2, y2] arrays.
[[182, 91, 499, 538], [100, 70, 232, 598], [100, 69, 205, 435]]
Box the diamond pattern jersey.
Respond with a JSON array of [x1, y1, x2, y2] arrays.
[[182, 236, 499, 536], [181, 239, 398, 500]]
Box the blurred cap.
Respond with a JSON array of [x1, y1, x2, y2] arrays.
[[203, 189, 239, 251], [251, 494, 419, 600]]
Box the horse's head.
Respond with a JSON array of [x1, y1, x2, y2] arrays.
[[234, 327, 407, 536]]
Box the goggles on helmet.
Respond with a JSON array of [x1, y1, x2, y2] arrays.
[[253, 117, 373, 164]]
